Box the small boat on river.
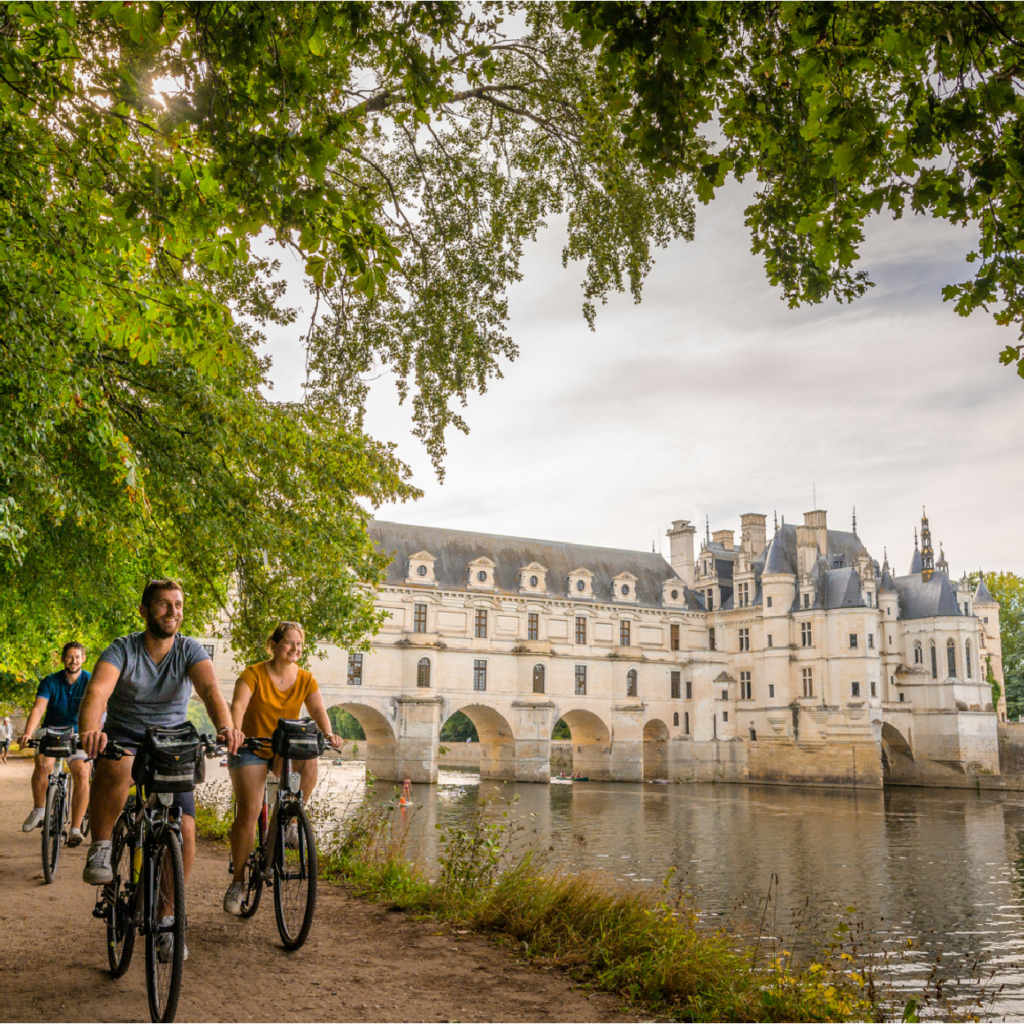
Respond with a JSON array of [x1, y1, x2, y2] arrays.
[[552, 773, 589, 783]]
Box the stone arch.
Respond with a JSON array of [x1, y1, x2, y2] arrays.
[[552, 707, 612, 780], [643, 718, 670, 781], [331, 701, 400, 781], [880, 722, 916, 784], [446, 701, 517, 781]]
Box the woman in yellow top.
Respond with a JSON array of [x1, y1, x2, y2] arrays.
[[223, 621, 341, 915]]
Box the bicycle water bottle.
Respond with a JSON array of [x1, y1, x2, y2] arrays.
[[132, 842, 142, 884]]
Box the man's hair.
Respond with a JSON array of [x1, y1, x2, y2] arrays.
[[61, 641, 85, 658], [141, 578, 184, 610]]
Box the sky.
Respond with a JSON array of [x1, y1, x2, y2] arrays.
[[258, 179, 1024, 578]]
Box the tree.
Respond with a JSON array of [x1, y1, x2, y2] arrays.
[[968, 571, 1024, 719], [0, 2, 694, 674], [440, 711, 478, 743], [568, 2, 1024, 375], [327, 707, 366, 741]]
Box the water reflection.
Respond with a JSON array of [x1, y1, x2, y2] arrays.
[[306, 763, 1024, 1017]]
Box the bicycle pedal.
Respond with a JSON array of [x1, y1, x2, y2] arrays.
[[92, 902, 108, 920]]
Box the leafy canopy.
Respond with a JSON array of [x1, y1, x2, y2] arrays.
[[568, 1, 1024, 374]]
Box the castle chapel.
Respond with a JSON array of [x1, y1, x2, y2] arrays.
[[335, 509, 1004, 787]]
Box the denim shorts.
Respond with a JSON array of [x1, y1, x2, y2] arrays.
[[105, 724, 196, 819], [227, 747, 272, 771]]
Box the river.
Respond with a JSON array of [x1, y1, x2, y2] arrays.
[[221, 761, 1024, 1018]]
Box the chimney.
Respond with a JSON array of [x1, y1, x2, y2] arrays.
[[796, 510, 827, 576], [739, 513, 767, 556], [666, 520, 696, 588], [712, 529, 735, 551]]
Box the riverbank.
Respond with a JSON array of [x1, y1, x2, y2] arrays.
[[0, 760, 636, 1023]]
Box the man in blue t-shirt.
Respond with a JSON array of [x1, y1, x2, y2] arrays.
[[19, 642, 92, 842]]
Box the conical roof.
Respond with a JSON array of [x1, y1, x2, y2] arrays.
[[909, 546, 923, 575], [974, 574, 997, 605], [879, 568, 897, 594]]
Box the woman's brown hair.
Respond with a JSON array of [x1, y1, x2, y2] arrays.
[[266, 621, 304, 654]]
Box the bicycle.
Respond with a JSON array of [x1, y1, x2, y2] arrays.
[[27, 727, 90, 884], [94, 723, 222, 1023], [233, 719, 324, 950]]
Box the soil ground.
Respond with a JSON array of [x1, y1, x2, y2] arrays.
[[0, 758, 639, 1023]]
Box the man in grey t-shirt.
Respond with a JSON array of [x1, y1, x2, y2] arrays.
[[79, 579, 242, 896]]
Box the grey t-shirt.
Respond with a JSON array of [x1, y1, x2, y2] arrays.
[[99, 632, 211, 733]]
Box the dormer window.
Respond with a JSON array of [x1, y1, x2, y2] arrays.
[[519, 562, 548, 594], [567, 567, 594, 599], [662, 580, 686, 607], [467, 556, 496, 591], [612, 572, 639, 604], [406, 550, 437, 586]]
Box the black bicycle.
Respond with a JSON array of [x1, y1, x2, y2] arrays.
[[95, 723, 222, 1023], [27, 726, 90, 884], [233, 718, 324, 950]]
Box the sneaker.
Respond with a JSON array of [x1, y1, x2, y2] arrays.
[[223, 881, 245, 916], [285, 820, 300, 849], [22, 807, 45, 832], [67, 827, 84, 848], [155, 917, 187, 963], [82, 841, 113, 884]]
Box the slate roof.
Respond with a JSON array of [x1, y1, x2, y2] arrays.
[[909, 546, 923, 575], [825, 567, 866, 609], [974, 575, 997, 605], [893, 571, 963, 619], [754, 523, 867, 577], [879, 567, 897, 594], [369, 521, 701, 610]]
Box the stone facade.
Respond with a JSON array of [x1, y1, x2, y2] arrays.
[[206, 510, 1005, 787]]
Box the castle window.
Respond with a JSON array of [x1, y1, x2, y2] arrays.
[[474, 609, 488, 638], [347, 653, 363, 686], [850, 633, 858, 648], [930, 641, 938, 679], [803, 593, 810, 609], [417, 564, 428, 577], [868, 634, 875, 649], [851, 681, 861, 698], [947, 638, 956, 678], [626, 669, 638, 697], [575, 665, 587, 696], [965, 640, 972, 679], [900, 691, 905, 702], [749, 727, 757, 741], [671, 671, 681, 699], [740, 671, 752, 700], [532, 664, 545, 694], [708, 627, 716, 651], [527, 613, 539, 641], [413, 603, 428, 633], [529, 575, 538, 587], [871, 681, 877, 697], [576, 579, 586, 592], [767, 596, 773, 608], [671, 624, 680, 651], [684, 712, 690, 734], [722, 711, 729, 723], [769, 684, 775, 699], [914, 641, 923, 665], [721, 689, 729, 701], [767, 635, 773, 647], [473, 660, 487, 691], [620, 620, 631, 647], [673, 712, 679, 727], [575, 617, 586, 644], [706, 590, 714, 612], [801, 622, 812, 647], [801, 668, 813, 697], [738, 582, 749, 608], [739, 628, 750, 652], [417, 657, 431, 687], [685, 680, 692, 699], [477, 570, 488, 582]]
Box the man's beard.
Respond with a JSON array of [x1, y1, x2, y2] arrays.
[[146, 609, 180, 639]]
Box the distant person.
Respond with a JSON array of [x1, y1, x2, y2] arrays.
[[19, 643, 91, 842], [0, 716, 11, 763], [223, 621, 340, 915]]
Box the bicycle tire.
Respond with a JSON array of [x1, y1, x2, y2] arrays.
[[145, 829, 185, 1023], [273, 803, 317, 951], [41, 783, 63, 884], [107, 815, 137, 978], [240, 815, 265, 919], [81, 806, 91, 839]]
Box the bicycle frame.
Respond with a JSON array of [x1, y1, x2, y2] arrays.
[[121, 790, 185, 936], [261, 751, 302, 882]]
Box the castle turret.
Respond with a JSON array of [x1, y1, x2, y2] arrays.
[[666, 519, 696, 588], [920, 508, 934, 581]]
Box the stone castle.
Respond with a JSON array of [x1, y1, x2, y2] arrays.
[[209, 508, 1005, 787]]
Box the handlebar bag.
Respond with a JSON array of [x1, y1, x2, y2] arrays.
[[39, 726, 76, 759], [271, 718, 324, 761], [140, 722, 202, 794]]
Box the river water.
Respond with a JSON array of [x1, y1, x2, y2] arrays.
[[251, 762, 1024, 1018]]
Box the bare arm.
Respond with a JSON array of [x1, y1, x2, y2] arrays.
[[79, 661, 121, 757], [304, 689, 341, 749], [229, 678, 253, 733], [18, 696, 48, 746], [190, 660, 243, 754]]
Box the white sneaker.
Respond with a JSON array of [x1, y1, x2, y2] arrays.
[[67, 827, 84, 847], [22, 807, 45, 832], [223, 881, 244, 915], [155, 917, 187, 963], [82, 841, 113, 884]]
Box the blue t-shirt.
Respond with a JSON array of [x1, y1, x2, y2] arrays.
[[37, 670, 92, 729], [98, 632, 211, 733]]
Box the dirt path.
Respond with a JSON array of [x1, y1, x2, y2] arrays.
[[0, 759, 638, 1023]]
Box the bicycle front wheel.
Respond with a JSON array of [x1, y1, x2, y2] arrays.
[[41, 783, 63, 884], [107, 815, 136, 978], [240, 816, 265, 919], [273, 804, 317, 950], [145, 829, 185, 1023]]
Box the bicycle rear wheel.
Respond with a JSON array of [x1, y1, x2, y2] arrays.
[[41, 783, 63, 884], [107, 815, 137, 978], [145, 830, 185, 1023], [240, 814, 265, 918], [273, 803, 317, 950]]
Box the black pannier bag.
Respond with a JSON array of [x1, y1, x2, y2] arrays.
[[39, 726, 76, 759], [140, 722, 203, 794], [272, 718, 324, 761]]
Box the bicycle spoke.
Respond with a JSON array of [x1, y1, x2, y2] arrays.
[[145, 830, 185, 1023], [273, 804, 317, 950], [107, 817, 136, 978]]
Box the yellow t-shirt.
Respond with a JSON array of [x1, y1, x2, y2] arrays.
[[238, 662, 319, 759]]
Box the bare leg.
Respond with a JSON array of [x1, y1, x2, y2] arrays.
[[88, 755, 133, 842], [69, 759, 91, 830], [31, 754, 53, 808], [298, 756, 318, 805], [228, 763, 269, 884]]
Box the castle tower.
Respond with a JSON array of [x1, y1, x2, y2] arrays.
[[920, 508, 934, 582]]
